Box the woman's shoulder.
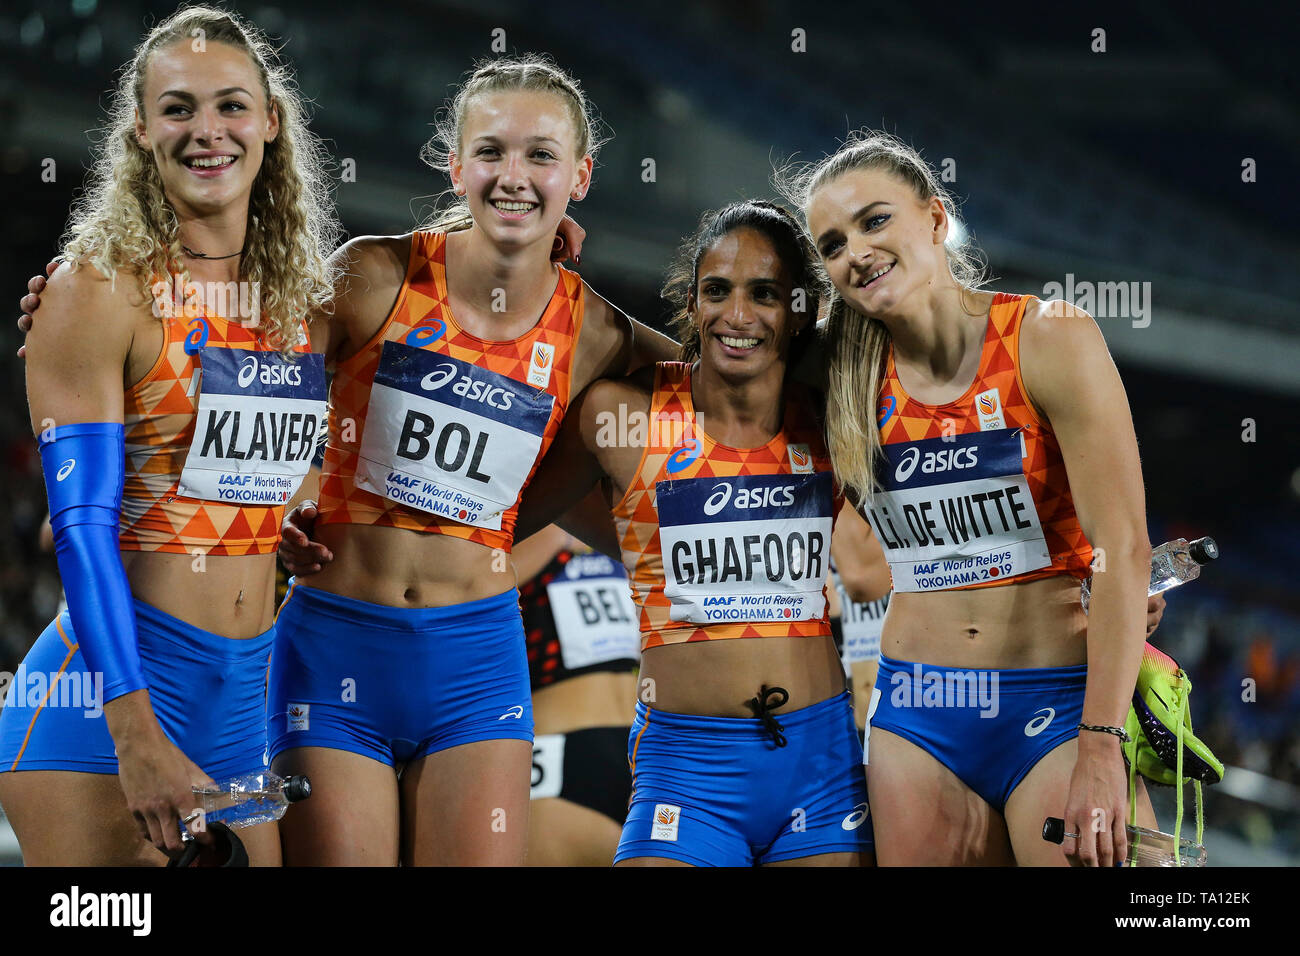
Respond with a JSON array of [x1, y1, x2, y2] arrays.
[[575, 280, 629, 337], [1019, 294, 1100, 342], [334, 234, 413, 282], [42, 259, 153, 326], [584, 363, 657, 409], [24, 259, 150, 378]]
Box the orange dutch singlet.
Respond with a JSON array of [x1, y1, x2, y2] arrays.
[[317, 231, 584, 552], [866, 292, 1093, 593], [120, 296, 326, 556], [614, 362, 841, 650]]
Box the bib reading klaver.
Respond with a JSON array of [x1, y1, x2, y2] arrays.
[[179, 347, 327, 504]]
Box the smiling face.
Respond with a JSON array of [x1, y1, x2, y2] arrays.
[[806, 165, 949, 319], [134, 40, 279, 220], [450, 89, 592, 250], [690, 227, 804, 381]]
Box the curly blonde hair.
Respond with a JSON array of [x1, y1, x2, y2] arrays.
[[776, 130, 989, 505], [61, 4, 340, 350], [418, 53, 607, 233]]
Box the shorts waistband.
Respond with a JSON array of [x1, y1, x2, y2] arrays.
[[130, 597, 274, 664], [633, 690, 851, 738], [876, 653, 1087, 692], [281, 578, 521, 631]]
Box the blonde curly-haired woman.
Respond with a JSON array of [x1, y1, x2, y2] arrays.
[[0, 5, 338, 866]]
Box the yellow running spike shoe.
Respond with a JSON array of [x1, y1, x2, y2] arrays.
[[1130, 642, 1223, 785]]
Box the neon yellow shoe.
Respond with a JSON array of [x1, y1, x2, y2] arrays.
[[1130, 642, 1224, 785], [1123, 706, 1179, 785], [1123, 643, 1221, 864]]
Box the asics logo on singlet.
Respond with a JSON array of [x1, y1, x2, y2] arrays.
[[701, 481, 796, 517], [403, 320, 445, 347], [841, 802, 870, 830], [1024, 707, 1055, 737], [665, 438, 702, 475], [894, 445, 979, 483], [878, 395, 896, 427], [236, 355, 303, 388], [56, 459, 76, 481], [419, 362, 515, 411]]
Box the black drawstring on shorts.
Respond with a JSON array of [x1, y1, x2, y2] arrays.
[[746, 685, 790, 748]]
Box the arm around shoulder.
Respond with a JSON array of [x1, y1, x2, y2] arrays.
[[317, 234, 411, 364], [24, 261, 136, 431], [576, 284, 679, 385]]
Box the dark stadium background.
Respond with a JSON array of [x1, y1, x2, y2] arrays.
[[1, 0, 1297, 864]]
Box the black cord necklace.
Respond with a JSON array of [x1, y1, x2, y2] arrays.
[[182, 243, 243, 260]]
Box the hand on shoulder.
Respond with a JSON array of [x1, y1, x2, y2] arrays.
[[28, 259, 144, 350]]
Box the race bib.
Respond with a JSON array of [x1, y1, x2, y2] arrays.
[[545, 553, 640, 670], [657, 471, 833, 625], [530, 733, 565, 799], [863, 428, 1050, 592], [355, 343, 554, 529], [837, 583, 889, 664], [179, 348, 327, 504]]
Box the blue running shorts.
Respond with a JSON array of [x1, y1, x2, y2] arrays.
[[866, 653, 1088, 812], [0, 600, 273, 779], [267, 580, 533, 766], [615, 691, 872, 866]]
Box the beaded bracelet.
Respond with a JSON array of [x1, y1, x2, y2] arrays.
[[1077, 722, 1131, 743]]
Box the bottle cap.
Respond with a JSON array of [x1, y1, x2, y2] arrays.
[[1042, 817, 1065, 845], [285, 775, 312, 803], [1189, 537, 1219, 564]]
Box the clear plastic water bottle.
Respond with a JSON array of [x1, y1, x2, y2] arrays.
[[184, 771, 311, 835], [1080, 536, 1218, 614], [1042, 816, 1207, 866]]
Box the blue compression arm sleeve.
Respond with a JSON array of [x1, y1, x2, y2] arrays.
[[39, 422, 147, 703]]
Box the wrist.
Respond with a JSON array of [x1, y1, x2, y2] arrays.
[[104, 690, 163, 751], [1076, 723, 1125, 752]]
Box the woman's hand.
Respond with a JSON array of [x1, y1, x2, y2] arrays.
[[552, 215, 585, 264], [105, 690, 218, 857], [1061, 732, 1130, 867], [1146, 593, 1166, 636], [278, 500, 333, 575], [15, 260, 59, 357]]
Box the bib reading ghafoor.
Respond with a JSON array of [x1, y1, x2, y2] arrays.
[[657, 471, 834, 625], [354, 344, 554, 530], [178, 348, 327, 504]]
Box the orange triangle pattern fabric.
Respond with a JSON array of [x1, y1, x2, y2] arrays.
[[613, 362, 842, 649], [120, 304, 314, 557], [317, 230, 585, 553], [876, 292, 1093, 589]]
